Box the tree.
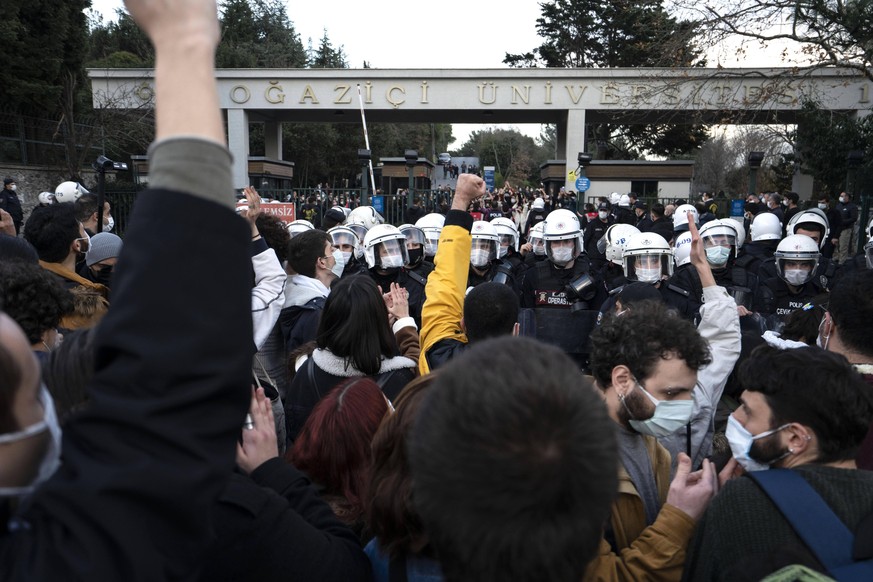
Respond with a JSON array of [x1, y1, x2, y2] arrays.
[[505, 0, 708, 159], [215, 0, 306, 68], [307, 30, 347, 68], [456, 128, 542, 186], [669, 0, 873, 82]]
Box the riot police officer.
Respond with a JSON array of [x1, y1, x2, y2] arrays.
[[753, 234, 821, 325], [467, 221, 518, 292], [520, 209, 606, 368], [328, 225, 368, 278], [399, 223, 434, 285], [363, 224, 427, 327]]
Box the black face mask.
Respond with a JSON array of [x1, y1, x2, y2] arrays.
[[91, 265, 114, 287], [407, 247, 423, 267]]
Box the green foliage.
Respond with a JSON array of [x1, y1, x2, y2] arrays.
[[796, 102, 873, 196], [86, 9, 153, 67], [215, 0, 306, 68], [307, 30, 347, 68], [456, 128, 542, 186], [504, 0, 707, 159]]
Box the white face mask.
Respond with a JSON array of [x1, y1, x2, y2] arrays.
[[0, 385, 62, 497], [380, 253, 405, 269], [425, 241, 438, 257], [9, 184, 17, 191], [725, 415, 789, 472], [550, 245, 574, 265], [783, 268, 810, 287], [599, 211, 609, 220], [497, 246, 508, 259], [626, 382, 694, 438], [816, 314, 830, 350], [340, 251, 352, 265], [818, 203, 828, 210], [330, 249, 345, 279], [470, 248, 491, 268], [103, 216, 115, 233], [705, 245, 731, 266], [635, 266, 661, 283]]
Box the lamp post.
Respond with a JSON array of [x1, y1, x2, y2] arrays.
[[92, 155, 128, 233], [748, 151, 765, 196], [405, 149, 417, 208], [358, 149, 371, 206]]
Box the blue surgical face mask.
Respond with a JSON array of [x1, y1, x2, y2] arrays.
[[625, 381, 694, 438], [725, 415, 790, 472], [705, 245, 731, 266]]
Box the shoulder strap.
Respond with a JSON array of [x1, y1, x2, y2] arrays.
[[747, 469, 857, 575], [405, 269, 426, 287]]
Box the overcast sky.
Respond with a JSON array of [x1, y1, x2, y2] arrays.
[[88, 0, 791, 148]]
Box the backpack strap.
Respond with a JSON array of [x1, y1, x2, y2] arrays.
[[747, 469, 856, 575], [405, 269, 427, 287]]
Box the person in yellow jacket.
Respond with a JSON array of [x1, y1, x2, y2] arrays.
[[418, 174, 518, 375]]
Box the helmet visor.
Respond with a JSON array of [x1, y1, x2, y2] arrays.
[[375, 239, 409, 269], [624, 253, 673, 282]]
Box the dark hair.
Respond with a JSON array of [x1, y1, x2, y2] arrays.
[[0, 234, 38, 264], [0, 262, 74, 344], [780, 293, 829, 345], [74, 193, 99, 223], [738, 345, 873, 463], [785, 191, 799, 204], [291, 377, 388, 525], [829, 269, 873, 358], [255, 214, 291, 264], [463, 282, 519, 343], [317, 275, 396, 375], [23, 204, 82, 263], [589, 299, 711, 388], [694, 202, 706, 214], [794, 221, 825, 240], [287, 229, 330, 279], [367, 374, 436, 559], [408, 337, 617, 582], [651, 203, 665, 218], [41, 328, 96, 423]]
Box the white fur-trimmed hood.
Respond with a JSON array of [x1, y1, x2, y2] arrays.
[[311, 348, 416, 377]]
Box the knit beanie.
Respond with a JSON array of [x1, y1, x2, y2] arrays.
[[86, 232, 123, 267]]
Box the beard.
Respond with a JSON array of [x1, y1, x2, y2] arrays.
[[618, 384, 655, 429], [749, 432, 789, 466]]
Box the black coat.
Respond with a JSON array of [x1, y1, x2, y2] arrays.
[[1, 187, 254, 580], [200, 459, 371, 582]]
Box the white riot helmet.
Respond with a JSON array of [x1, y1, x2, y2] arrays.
[[750, 213, 783, 241], [332, 205, 352, 220], [673, 231, 694, 267], [348, 205, 385, 230], [37, 191, 55, 205], [328, 225, 360, 266], [672, 204, 699, 234], [598, 224, 640, 266], [415, 213, 445, 258], [528, 221, 546, 256], [543, 209, 583, 267], [398, 224, 427, 268], [610, 192, 621, 206], [287, 219, 314, 238], [619, 194, 631, 208], [470, 221, 499, 268], [363, 224, 408, 270], [623, 232, 674, 283], [866, 215, 873, 268], [729, 218, 747, 249], [531, 197, 545, 210], [699, 219, 739, 268], [774, 234, 820, 287], [491, 216, 519, 257], [54, 181, 89, 204], [787, 208, 830, 249]]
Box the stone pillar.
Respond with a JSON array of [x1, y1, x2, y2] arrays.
[[227, 108, 249, 189], [562, 109, 586, 192], [264, 120, 282, 160]]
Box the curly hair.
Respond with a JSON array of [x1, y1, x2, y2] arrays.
[[0, 262, 74, 344], [256, 214, 291, 264], [589, 299, 712, 388]]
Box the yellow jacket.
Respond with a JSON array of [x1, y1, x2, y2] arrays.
[[584, 436, 696, 582], [418, 212, 472, 375]]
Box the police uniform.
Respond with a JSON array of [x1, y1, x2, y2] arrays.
[[369, 268, 427, 329], [757, 255, 838, 293], [753, 276, 819, 321], [520, 255, 606, 369]]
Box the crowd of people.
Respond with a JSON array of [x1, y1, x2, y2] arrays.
[[1, 1, 873, 580]]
